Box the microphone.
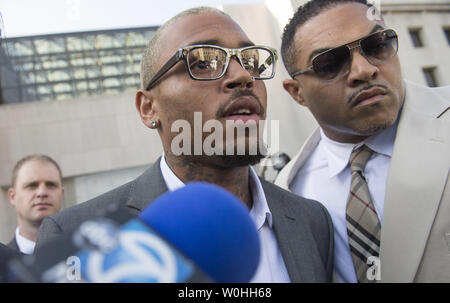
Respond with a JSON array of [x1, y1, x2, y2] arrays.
[[271, 152, 291, 172], [8, 182, 260, 283]]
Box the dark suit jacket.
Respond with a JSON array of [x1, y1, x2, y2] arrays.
[[0, 242, 22, 283], [37, 159, 334, 282], [7, 236, 20, 252]]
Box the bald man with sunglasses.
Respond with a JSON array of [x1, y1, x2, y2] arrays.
[[276, 0, 450, 282]]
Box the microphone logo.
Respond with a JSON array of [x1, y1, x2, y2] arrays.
[[76, 220, 195, 282]]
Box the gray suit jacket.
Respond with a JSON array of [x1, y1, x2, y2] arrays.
[[276, 80, 450, 282], [37, 159, 334, 282]]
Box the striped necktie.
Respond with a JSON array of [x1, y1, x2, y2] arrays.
[[346, 145, 381, 283]]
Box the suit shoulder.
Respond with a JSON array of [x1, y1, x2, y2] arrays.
[[47, 179, 135, 232], [0, 242, 20, 260], [405, 81, 450, 118], [7, 237, 19, 252]]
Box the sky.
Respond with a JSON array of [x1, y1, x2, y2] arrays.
[[0, 0, 265, 38]]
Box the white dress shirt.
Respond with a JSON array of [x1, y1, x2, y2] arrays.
[[160, 155, 290, 282], [290, 122, 398, 283], [15, 227, 35, 255]]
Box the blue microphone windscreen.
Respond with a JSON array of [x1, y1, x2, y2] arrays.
[[139, 182, 260, 283]]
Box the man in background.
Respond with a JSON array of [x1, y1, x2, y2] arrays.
[[7, 154, 64, 254]]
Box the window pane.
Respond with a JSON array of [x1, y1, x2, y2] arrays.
[[444, 27, 450, 45], [409, 28, 423, 47], [422, 67, 438, 87]]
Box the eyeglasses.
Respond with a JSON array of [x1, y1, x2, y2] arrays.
[[145, 44, 278, 90], [291, 29, 398, 82]]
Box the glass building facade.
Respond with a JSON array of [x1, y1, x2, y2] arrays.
[[0, 26, 158, 104]]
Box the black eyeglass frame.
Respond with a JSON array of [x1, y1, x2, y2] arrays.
[[145, 44, 278, 91], [290, 29, 398, 81]]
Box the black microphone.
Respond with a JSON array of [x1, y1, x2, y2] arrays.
[[271, 152, 291, 172], [8, 182, 260, 283]]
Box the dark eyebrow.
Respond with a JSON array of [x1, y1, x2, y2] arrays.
[[306, 24, 386, 64]]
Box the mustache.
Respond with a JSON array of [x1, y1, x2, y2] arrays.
[[216, 89, 264, 118], [346, 84, 389, 104]]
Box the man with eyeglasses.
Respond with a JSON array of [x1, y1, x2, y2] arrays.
[[276, 0, 450, 283], [37, 6, 334, 282]]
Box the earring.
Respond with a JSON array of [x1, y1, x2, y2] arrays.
[[150, 120, 158, 128]]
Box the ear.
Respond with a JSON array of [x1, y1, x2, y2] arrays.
[[8, 187, 16, 206], [135, 89, 158, 129], [283, 79, 307, 107]]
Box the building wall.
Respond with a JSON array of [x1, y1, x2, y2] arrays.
[[382, 3, 450, 86]]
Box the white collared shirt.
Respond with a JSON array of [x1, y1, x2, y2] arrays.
[[290, 122, 398, 283], [15, 227, 35, 255], [160, 155, 290, 282]]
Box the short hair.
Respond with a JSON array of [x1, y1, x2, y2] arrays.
[[11, 154, 63, 188], [140, 6, 230, 90], [281, 0, 370, 76]]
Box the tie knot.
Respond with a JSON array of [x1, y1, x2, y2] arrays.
[[349, 145, 373, 173]]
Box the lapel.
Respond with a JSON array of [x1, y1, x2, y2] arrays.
[[380, 81, 450, 282], [7, 236, 20, 252], [261, 179, 304, 282], [263, 179, 331, 282], [125, 157, 169, 214]]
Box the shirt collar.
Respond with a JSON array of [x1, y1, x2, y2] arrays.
[[15, 227, 35, 255], [319, 128, 355, 178], [248, 165, 273, 229], [160, 153, 185, 192], [160, 154, 272, 229], [319, 118, 398, 178]]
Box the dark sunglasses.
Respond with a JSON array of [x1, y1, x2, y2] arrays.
[[291, 29, 398, 81]]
